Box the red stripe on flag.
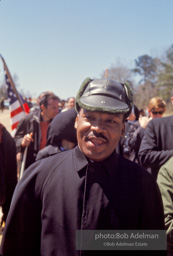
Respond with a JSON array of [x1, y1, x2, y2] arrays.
[[23, 103, 30, 114], [11, 106, 23, 118], [11, 121, 19, 130]]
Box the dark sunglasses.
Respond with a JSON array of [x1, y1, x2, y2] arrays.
[[151, 110, 164, 115]]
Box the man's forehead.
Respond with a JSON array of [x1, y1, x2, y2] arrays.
[[48, 99, 59, 104]]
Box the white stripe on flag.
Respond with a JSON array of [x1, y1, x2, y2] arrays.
[[9, 100, 21, 111], [10, 111, 26, 126]]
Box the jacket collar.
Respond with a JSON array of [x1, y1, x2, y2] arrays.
[[30, 109, 41, 123], [73, 146, 118, 177], [73, 146, 88, 173]]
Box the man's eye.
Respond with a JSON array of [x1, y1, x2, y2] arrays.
[[85, 116, 94, 121], [106, 119, 116, 124]]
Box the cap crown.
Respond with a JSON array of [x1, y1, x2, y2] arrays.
[[75, 78, 133, 119]]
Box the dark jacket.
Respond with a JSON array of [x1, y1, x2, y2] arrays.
[[139, 115, 173, 180], [36, 145, 61, 160], [14, 109, 43, 170], [0, 124, 17, 222], [0, 147, 165, 256]]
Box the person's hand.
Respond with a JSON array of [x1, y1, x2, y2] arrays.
[[21, 132, 34, 147], [139, 116, 151, 129]]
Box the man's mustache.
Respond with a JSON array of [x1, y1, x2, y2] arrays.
[[86, 131, 108, 142]]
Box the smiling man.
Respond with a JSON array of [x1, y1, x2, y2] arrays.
[[75, 109, 124, 161], [0, 78, 165, 256]]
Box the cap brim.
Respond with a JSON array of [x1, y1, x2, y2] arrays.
[[80, 95, 129, 112]]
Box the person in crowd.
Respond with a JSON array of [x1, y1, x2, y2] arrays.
[[139, 108, 145, 116], [36, 107, 77, 160], [139, 93, 173, 180], [58, 99, 66, 111], [14, 91, 60, 172], [148, 97, 166, 118], [157, 156, 173, 256], [0, 99, 4, 112], [138, 96, 166, 132], [27, 97, 33, 109], [0, 78, 165, 256], [0, 123, 17, 227], [62, 97, 75, 112], [118, 97, 166, 165], [117, 104, 141, 163]]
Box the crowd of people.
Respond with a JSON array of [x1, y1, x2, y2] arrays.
[[0, 78, 173, 255]]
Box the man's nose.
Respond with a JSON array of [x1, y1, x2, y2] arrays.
[[91, 120, 105, 131]]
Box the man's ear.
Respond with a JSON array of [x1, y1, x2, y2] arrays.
[[40, 104, 44, 111], [74, 115, 79, 129], [171, 97, 173, 105]]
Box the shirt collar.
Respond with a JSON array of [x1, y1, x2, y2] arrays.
[[95, 150, 118, 176], [73, 146, 118, 177]]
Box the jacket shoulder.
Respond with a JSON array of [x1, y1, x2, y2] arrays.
[[150, 115, 173, 126], [117, 154, 156, 184]]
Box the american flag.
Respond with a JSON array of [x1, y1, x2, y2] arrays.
[[1, 56, 30, 136], [5, 74, 30, 136]]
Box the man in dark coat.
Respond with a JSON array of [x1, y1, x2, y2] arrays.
[[0, 124, 17, 225], [14, 92, 60, 171], [0, 78, 166, 256], [138, 114, 173, 180]]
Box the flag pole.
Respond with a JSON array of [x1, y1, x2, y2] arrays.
[[0, 55, 28, 179], [0, 55, 25, 112], [19, 147, 28, 180], [105, 68, 108, 78]]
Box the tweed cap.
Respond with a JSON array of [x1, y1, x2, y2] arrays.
[[75, 78, 133, 119]]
